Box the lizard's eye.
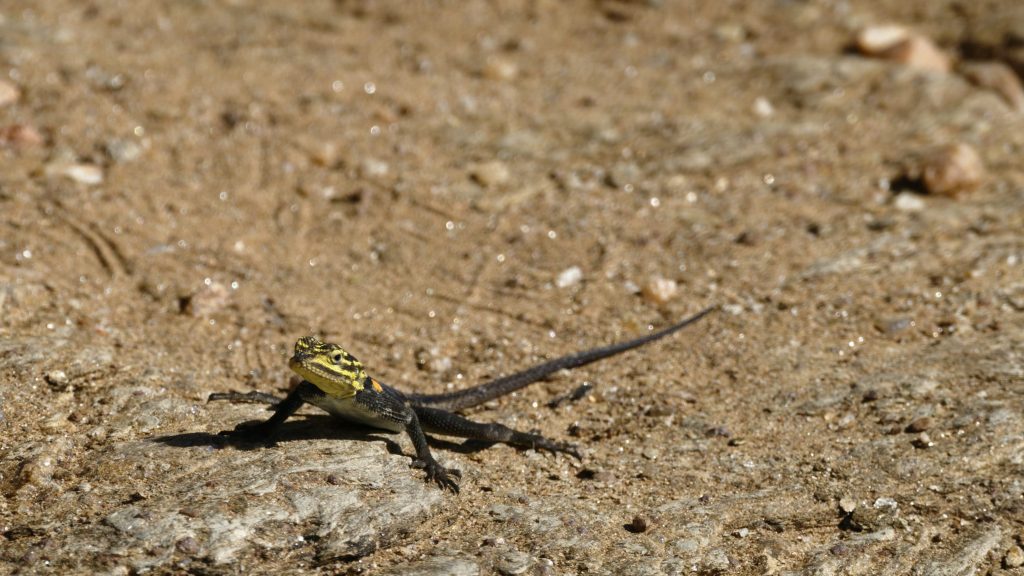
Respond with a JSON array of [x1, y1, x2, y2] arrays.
[[331, 352, 343, 364]]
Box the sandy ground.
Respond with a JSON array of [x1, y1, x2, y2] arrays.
[[1, 0, 1023, 574]]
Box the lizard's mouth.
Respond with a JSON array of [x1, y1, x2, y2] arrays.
[[288, 353, 364, 397]]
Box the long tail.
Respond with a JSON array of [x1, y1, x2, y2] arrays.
[[408, 305, 716, 411]]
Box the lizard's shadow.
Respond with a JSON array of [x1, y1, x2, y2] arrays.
[[152, 415, 499, 457]]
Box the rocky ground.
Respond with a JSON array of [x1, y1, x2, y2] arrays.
[[1, 1, 1023, 574]]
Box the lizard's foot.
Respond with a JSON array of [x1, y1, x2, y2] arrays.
[[218, 422, 277, 447], [411, 458, 461, 492], [527, 436, 582, 460]]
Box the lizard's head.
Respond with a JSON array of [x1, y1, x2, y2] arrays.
[[289, 336, 367, 397]]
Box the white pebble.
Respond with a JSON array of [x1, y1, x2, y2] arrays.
[[893, 192, 925, 212], [753, 97, 774, 117], [63, 164, 105, 185], [556, 266, 583, 288], [642, 276, 678, 304]]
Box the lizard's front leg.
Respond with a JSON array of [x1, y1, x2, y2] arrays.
[[215, 381, 319, 444]]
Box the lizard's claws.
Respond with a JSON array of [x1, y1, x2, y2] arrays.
[[411, 458, 461, 492]]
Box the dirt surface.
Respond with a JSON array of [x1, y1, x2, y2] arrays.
[[2, 1, 1024, 574]]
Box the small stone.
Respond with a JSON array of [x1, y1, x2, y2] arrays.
[[625, 516, 648, 533], [184, 281, 231, 317], [45, 370, 70, 388], [0, 80, 19, 107], [483, 58, 519, 81], [556, 266, 583, 288], [877, 317, 913, 335], [309, 142, 339, 167], [960, 61, 1024, 111], [608, 162, 641, 188], [922, 143, 985, 196], [62, 164, 105, 185], [883, 36, 950, 72], [358, 158, 390, 179], [893, 191, 925, 212], [641, 276, 678, 304], [735, 528, 749, 538], [470, 160, 510, 187], [912, 432, 933, 449], [495, 550, 532, 575], [856, 26, 949, 73], [753, 96, 774, 117], [905, 416, 933, 433], [176, 536, 200, 555], [0, 124, 43, 147], [873, 497, 898, 510], [642, 448, 660, 460], [106, 139, 143, 163], [839, 496, 857, 513], [855, 25, 910, 54], [1005, 545, 1024, 568]]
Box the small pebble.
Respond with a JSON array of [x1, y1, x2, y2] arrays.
[[309, 142, 339, 166], [556, 266, 583, 288], [496, 550, 532, 576], [470, 160, 510, 187], [184, 281, 231, 317], [641, 276, 678, 304], [0, 124, 43, 147], [912, 432, 933, 449], [735, 528, 749, 538], [877, 317, 913, 335], [922, 143, 985, 196], [753, 96, 774, 117], [106, 139, 143, 163], [62, 164, 105, 185], [358, 158, 390, 179], [625, 515, 648, 533], [905, 416, 933, 433], [893, 191, 925, 212], [960, 61, 1024, 111], [1005, 545, 1024, 568], [839, 496, 857, 513], [856, 25, 949, 73], [45, 370, 70, 389], [483, 58, 519, 81], [642, 448, 660, 460], [0, 80, 19, 107], [880, 36, 950, 73], [176, 537, 200, 555], [855, 25, 910, 54]]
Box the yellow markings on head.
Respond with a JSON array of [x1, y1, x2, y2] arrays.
[[289, 336, 367, 398], [370, 379, 384, 393]]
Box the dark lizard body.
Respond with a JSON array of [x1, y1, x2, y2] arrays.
[[212, 306, 715, 492]]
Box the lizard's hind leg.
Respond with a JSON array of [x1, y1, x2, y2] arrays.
[[414, 406, 581, 460]]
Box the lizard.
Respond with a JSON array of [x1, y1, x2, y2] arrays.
[[210, 305, 715, 492]]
